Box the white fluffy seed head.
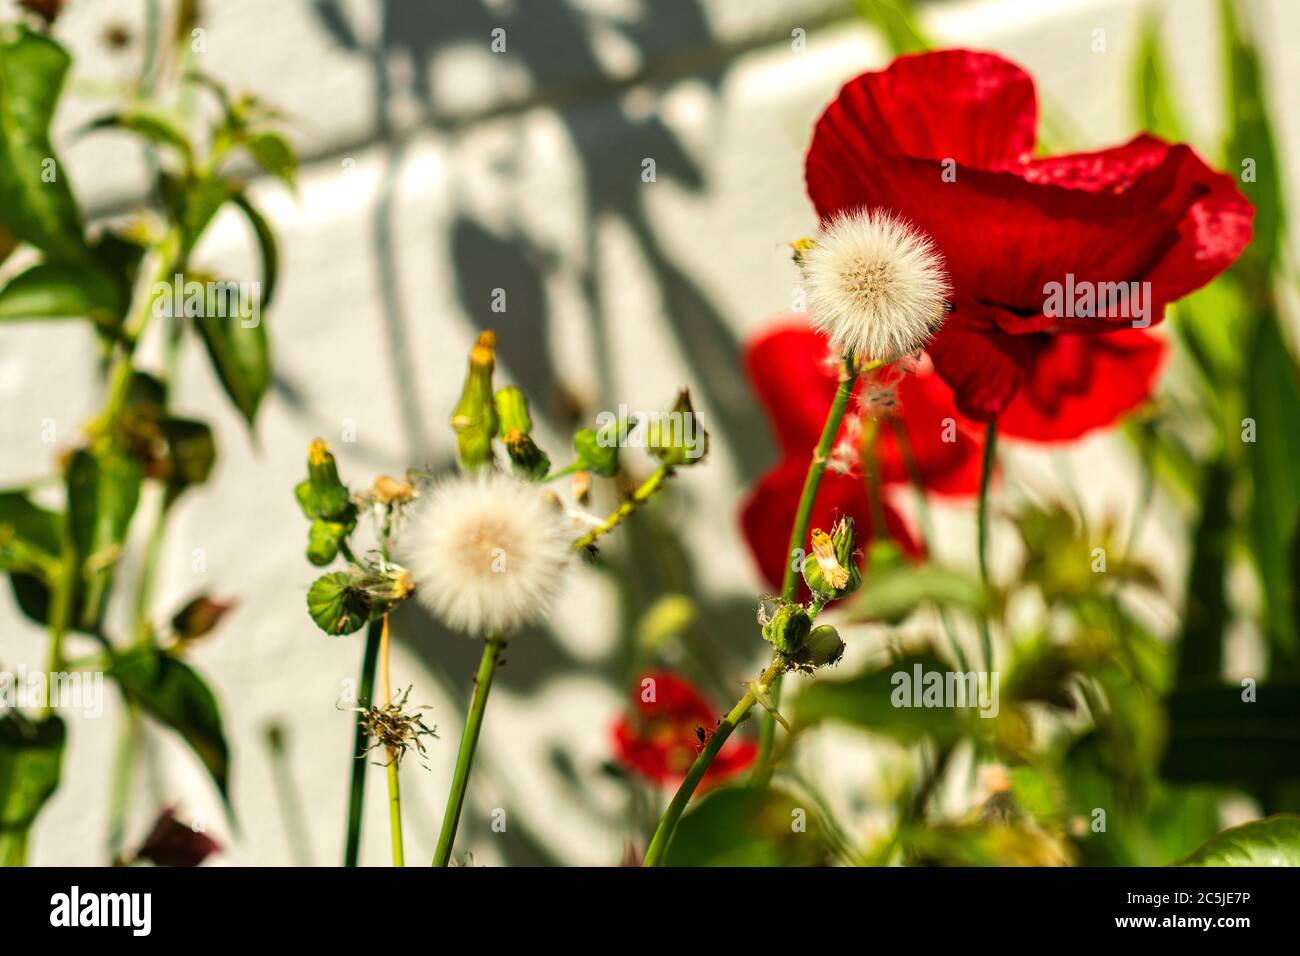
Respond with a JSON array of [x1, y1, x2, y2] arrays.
[[402, 471, 572, 636], [801, 209, 950, 362]]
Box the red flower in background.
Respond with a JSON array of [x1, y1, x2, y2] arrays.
[[805, 49, 1251, 436], [613, 671, 756, 788], [740, 320, 982, 594]]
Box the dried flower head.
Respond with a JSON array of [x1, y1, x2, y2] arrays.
[[402, 470, 572, 635], [348, 686, 438, 769], [801, 209, 949, 361]]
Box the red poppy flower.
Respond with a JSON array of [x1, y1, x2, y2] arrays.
[[612, 671, 756, 789], [740, 319, 978, 593], [805, 49, 1251, 432]]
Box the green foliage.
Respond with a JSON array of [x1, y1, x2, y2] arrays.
[[110, 647, 232, 814], [665, 785, 831, 866], [306, 571, 371, 636], [1177, 814, 1300, 866], [0, 714, 65, 832]]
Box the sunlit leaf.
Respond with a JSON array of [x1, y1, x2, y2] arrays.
[[1177, 814, 1300, 866], [665, 785, 830, 866], [0, 714, 65, 832]]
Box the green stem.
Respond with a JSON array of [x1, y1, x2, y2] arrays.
[[432, 634, 505, 867], [643, 655, 787, 866], [342, 618, 382, 867], [131, 497, 170, 646], [754, 354, 860, 778], [107, 703, 140, 862], [572, 465, 671, 551], [378, 615, 404, 867], [976, 420, 998, 671]]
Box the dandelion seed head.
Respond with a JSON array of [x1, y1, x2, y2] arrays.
[[801, 209, 949, 361], [402, 471, 572, 635]]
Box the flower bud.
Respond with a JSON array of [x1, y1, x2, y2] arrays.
[[494, 386, 533, 435], [572, 417, 626, 477], [762, 601, 811, 656], [791, 625, 846, 671], [298, 438, 351, 519], [306, 571, 371, 635], [371, 474, 414, 505], [503, 428, 551, 480], [802, 517, 860, 599], [646, 389, 709, 468], [171, 595, 236, 643], [450, 332, 499, 470]]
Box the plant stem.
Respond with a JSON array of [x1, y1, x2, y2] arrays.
[[572, 465, 670, 551], [378, 614, 404, 866], [643, 655, 787, 866], [432, 633, 505, 867], [342, 618, 382, 867], [107, 703, 140, 862], [754, 354, 860, 778], [976, 420, 998, 671]]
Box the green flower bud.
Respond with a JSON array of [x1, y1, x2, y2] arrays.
[[762, 602, 811, 656], [306, 571, 371, 636], [646, 388, 709, 468], [791, 625, 846, 671], [504, 428, 551, 480], [450, 332, 499, 470], [802, 517, 860, 599], [296, 438, 351, 519], [494, 386, 533, 435], [572, 416, 626, 478]]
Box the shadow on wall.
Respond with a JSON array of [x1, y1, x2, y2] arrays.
[[301, 0, 778, 863]]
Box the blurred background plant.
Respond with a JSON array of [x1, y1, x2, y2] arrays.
[[0, 0, 1297, 867], [0, 0, 290, 864]]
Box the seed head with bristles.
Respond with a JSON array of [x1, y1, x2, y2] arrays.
[[402, 470, 572, 635], [801, 209, 949, 362]]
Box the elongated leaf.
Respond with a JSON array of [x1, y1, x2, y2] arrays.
[[0, 714, 65, 832], [1177, 814, 1300, 866], [1174, 459, 1232, 686], [794, 651, 969, 742], [0, 490, 60, 574], [79, 109, 194, 166], [1133, 8, 1183, 141], [665, 785, 830, 866], [197, 302, 270, 428], [67, 447, 142, 628], [230, 192, 278, 309], [842, 563, 986, 624], [111, 647, 231, 812], [0, 26, 88, 262], [0, 261, 122, 326]]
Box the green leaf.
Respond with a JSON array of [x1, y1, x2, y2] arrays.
[[664, 785, 830, 866], [852, 0, 930, 55], [79, 109, 194, 167], [793, 651, 968, 743], [1177, 814, 1300, 866], [158, 418, 216, 498], [1133, 7, 1183, 141], [904, 821, 1072, 866], [67, 446, 142, 628], [0, 26, 89, 262], [1173, 459, 1232, 686], [0, 489, 61, 576], [161, 173, 232, 255], [196, 302, 270, 428], [0, 714, 65, 832], [306, 571, 370, 635], [1244, 319, 1300, 671], [230, 192, 279, 309], [841, 562, 986, 624], [0, 262, 123, 326], [110, 646, 231, 812], [242, 131, 296, 189]]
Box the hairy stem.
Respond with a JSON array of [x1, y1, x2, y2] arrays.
[[643, 655, 787, 866], [754, 354, 860, 778], [379, 615, 404, 866], [432, 633, 505, 867], [572, 465, 670, 551]]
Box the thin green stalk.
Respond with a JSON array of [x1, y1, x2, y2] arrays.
[[573, 465, 670, 551], [343, 618, 382, 867], [379, 615, 404, 866], [131, 497, 169, 646], [432, 633, 505, 867], [643, 655, 786, 866], [976, 420, 998, 671], [107, 703, 140, 863], [754, 354, 860, 778]]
